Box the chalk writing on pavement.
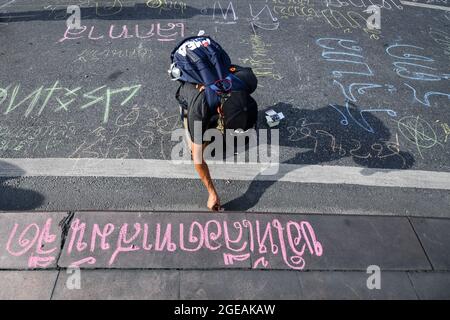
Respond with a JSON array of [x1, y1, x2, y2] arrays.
[[5, 217, 323, 270]]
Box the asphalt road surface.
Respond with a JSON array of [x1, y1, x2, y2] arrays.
[[0, 0, 449, 301], [0, 0, 449, 215]]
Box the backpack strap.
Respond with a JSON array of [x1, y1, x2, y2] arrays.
[[175, 82, 187, 109], [204, 73, 247, 112]]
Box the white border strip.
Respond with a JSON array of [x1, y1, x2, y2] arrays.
[[1, 158, 450, 190], [401, 1, 450, 11]]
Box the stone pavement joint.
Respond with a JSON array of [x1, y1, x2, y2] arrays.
[[0, 270, 449, 300], [0, 211, 448, 271]]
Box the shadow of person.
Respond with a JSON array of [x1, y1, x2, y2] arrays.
[[223, 102, 415, 211], [0, 3, 216, 23], [0, 161, 45, 211]]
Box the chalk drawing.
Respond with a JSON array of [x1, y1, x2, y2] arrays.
[[429, 28, 450, 58], [0, 0, 15, 9], [74, 46, 153, 63], [404, 83, 450, 107], [69, 105, 180, 161], [95, 0, 123, 17], [59, 22, 185, 43], [249, 3, 279, 32], [440, 122, 450, 143], [0, 82, 141, 123], [333, 80, 395, 103], [386, 43, 450, 81], [317, 39, 376, 81], [146, 0, 187, 14], [392, 116, 444, 158], [4, 217, 323, 270], [240, 34, 282, 81], [6, 218, 57, 268], [213, 1, 238, 24], [0, 121, 78, 156], [325, 0, 403, 10], [317, 37, 374, 77], [286, 114, 406, 165], [330, 103, 397, 133], [316, 37, 399, 133], [271, 2, 382, 39]]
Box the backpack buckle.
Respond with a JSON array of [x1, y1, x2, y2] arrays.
[[168, 63, 181, 81]]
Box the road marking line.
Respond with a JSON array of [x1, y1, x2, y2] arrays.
[[401, 1, 450, 11], [1, 158, 450, 190]]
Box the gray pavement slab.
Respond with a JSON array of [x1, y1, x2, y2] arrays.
[[250, 214, 431, 271], [52, 211, 435, 271], [408, 272, 450, 300], [297, 271, 418, 300], [52, 269, 179, 300], [180, 270, 302, 300], [0, 211, 67, 269], [57, 211, 252, 269], [0, 270, 58, 300], [411, 218, 450, 271]]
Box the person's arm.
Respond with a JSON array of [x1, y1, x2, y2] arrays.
[[191, 141, 221, 211]]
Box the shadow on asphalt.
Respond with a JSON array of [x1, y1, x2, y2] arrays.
[[0, 4, 215, 23], [0, 161, 45, 211], [223, 102, 415, 211]]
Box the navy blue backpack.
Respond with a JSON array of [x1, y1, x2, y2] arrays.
[[169, 36, 247, 111]]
